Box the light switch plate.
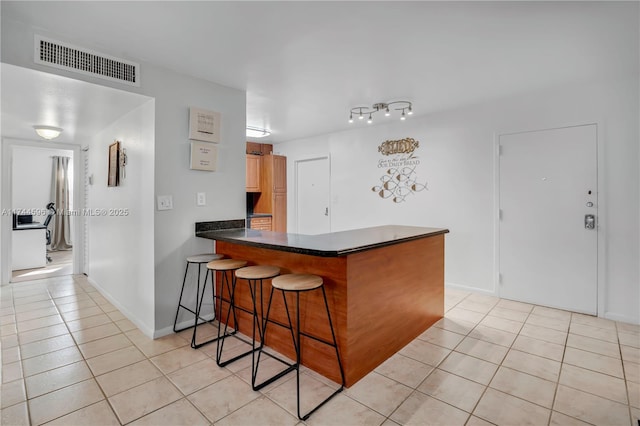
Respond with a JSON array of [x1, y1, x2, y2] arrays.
[[197, 192, 206, 206], [157, 195, 173, 211]]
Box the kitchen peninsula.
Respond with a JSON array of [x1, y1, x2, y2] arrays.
[[196, 223, 448, 387]]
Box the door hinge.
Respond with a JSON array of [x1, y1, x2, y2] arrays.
[[498, 273, 503, 284], [498, 145, 503, 156], [499, 209, 503, 220]]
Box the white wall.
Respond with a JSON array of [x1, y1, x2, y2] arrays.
[[278, 76, 640, 324], [2, 19, 247, 337], [87, 101, 155, 335], [12, 146, 73, 223], [146, 65, 246, 336]]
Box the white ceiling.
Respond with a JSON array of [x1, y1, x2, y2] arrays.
[[1, 1, 637, 144], [1, 65, 152, 144]]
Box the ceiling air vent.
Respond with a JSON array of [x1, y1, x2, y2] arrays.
[[34, 35, 140, 87]]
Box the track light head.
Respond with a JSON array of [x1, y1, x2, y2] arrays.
[[348, 101, 412, 124]]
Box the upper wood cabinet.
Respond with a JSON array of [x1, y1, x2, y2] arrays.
[[260, 144, 273, 155], [246, 142, 273, 155], [273, 155, 286, 193], [246, 155, 261, 192], [246, 142, 260, 155]]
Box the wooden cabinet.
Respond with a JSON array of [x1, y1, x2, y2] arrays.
[[273, 192, 287, 233], [261, 144, 273, 155], [246, 142, 273, 155], [254, 154, 287, 232], [246, 155, 261, 192], [273, 155, 286, 193], [249, 216, 272, 231]]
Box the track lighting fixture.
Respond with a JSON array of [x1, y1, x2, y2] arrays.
[[348, 101, 413, 124]]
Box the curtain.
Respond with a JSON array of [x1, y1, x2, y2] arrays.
[[50, 156, 73, 250]]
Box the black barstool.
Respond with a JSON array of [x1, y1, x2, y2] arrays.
[[206, 258, 253, 366], [173, 253, 224, 348], [234, 265, 296, 391], [260, 273, 344, 420]]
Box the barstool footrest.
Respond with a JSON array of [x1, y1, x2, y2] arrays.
[[173, 305, 211, 333], [300, 386, 344, 421], [192, 328, 237, 349], [298, 330, 336, 348], [251, 350, 297, 391], [216, 346, 257, 367], [253, 363, 296, 391], [216, 333, 257, 367], [175, 312, 238, 349]]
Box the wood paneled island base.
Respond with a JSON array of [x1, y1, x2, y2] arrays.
[[200, 226, 447, 387]]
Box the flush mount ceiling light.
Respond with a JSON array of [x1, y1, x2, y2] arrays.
[[246, 126, 271, 138], [349, 101, 413, 124], [33, 125, 63, 140]]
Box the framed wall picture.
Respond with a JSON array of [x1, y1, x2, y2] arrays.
[[190, 141, 217, 171], [189, 107, 221, 143], [108, 141, 120, 186]]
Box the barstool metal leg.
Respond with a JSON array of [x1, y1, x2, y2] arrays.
[[216, 271, 256, 367], [216, 270, 234, 363], [250, 283, 296, 391], [271, 287, 344, 421], [321, 286, 345, 388], [190, 268, 210, 348], [172, 261, 191, 333], [174, 262, 219, 348]]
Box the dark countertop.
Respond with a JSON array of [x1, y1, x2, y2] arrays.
[[13, 222, 46, 231], [248, 213, 272, 218], [196, 225, 449, 257]]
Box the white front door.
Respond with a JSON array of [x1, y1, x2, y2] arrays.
[[499, 124, 598, 314], [296, 157, 330, 235]]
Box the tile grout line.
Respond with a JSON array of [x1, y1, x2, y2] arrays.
[[616, 319, 636, 426], [462, 296, 527, 425], [405, 292, 484, 424], [4, 280, 639, 425], [12, 282, 119, 425], [546, 311, 571, 426]]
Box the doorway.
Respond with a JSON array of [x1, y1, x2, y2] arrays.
[[498, 124, 598, 314], [2, 140, 82, 283], [296, 157, 330, 235]]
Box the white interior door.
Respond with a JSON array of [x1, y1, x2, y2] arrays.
[[499, 124, 598, 314], [296, 157, 330, 235]]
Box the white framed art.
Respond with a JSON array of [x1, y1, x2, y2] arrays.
[[189, 107, 221, 143], [190, 141, 217, 171]]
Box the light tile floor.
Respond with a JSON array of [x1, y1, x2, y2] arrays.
[[1, 274, 639, 425], [11, 251, 73, 283]]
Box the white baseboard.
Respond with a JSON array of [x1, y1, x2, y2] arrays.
[[87, 276, 155, 338], [445, 281, 497, 297], [153, 313, 215, 339], [605, 311, 640, 326]]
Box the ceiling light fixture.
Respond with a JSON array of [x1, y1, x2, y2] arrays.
[[246, 126, 271, 138], [33, 125, 63, 140], [349, 101, 413, 124]]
